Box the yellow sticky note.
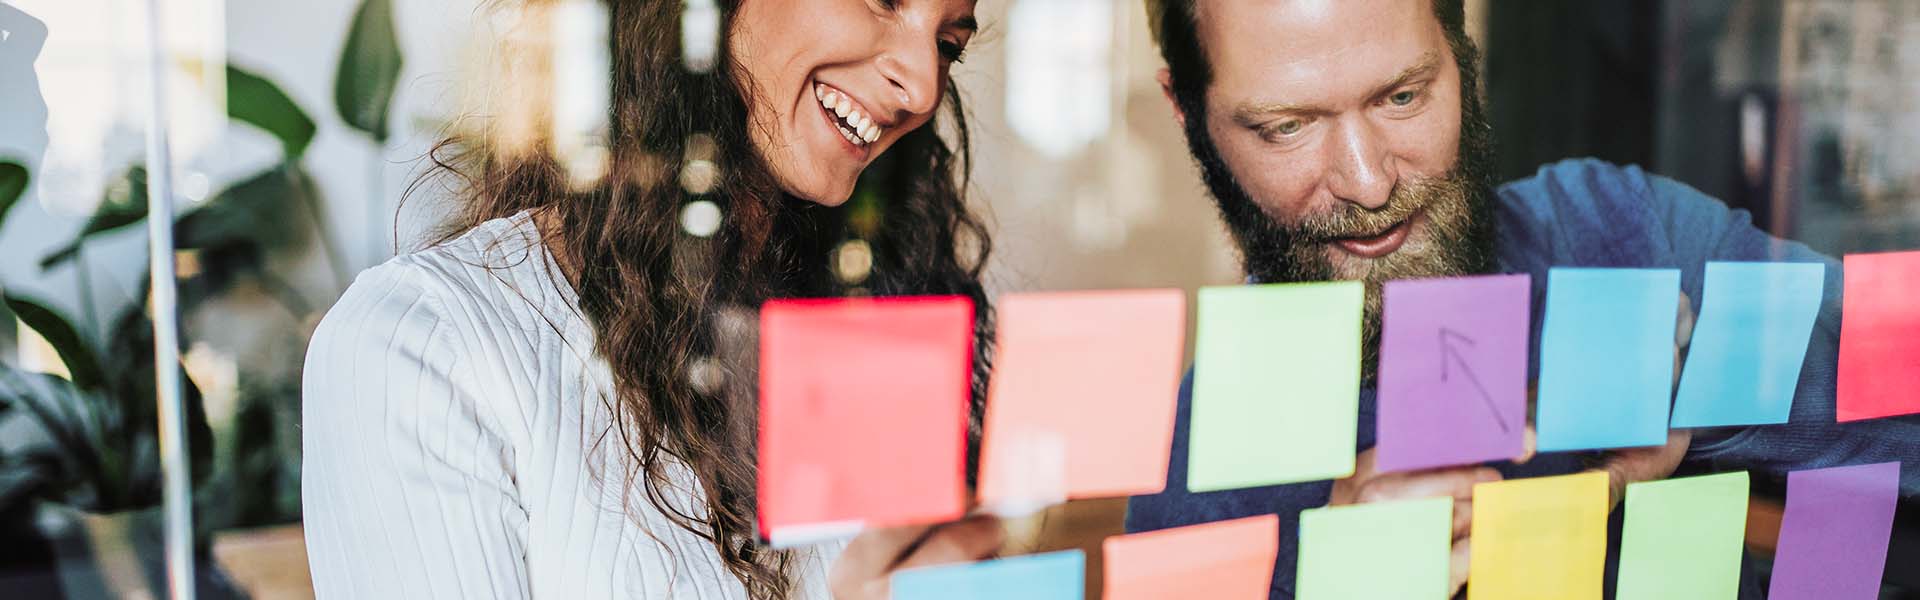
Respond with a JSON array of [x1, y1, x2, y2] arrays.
[[1467, 471, 1609, 600]]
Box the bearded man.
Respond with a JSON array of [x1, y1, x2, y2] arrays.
[[1127, 1, 1920, 598]]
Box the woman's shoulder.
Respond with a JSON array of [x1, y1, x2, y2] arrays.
[[302, 214, 566, 445], [326, 212, 578, 340]]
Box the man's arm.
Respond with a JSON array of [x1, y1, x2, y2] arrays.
[[1638, 166, 1920, 494]]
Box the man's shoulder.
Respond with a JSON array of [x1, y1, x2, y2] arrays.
[[1495, 158, 1656, 210]]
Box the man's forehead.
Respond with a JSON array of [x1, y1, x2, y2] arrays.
[[1194, 0, 1446, 102]]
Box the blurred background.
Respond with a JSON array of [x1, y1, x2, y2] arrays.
[[1, 0, 1918, 597]]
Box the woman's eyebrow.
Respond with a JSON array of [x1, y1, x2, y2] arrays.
[[952, 15, 979, 32]]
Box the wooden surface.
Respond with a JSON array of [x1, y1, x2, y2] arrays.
[[212, 524, 313, 600]]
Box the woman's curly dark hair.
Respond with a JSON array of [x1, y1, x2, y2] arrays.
[[413, 2, 992, 597]]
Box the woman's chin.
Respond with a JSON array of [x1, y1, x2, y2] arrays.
[[787, 182, 857, 207]]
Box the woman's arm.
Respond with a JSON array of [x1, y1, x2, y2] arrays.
[[301, 261, 532, 599]]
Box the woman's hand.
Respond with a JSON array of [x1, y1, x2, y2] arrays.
[[829, 515, 1005, 600]]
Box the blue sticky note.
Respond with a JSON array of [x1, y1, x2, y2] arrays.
[[1672, 262, 1826, 427], [890, 550, 1084, 600], [1537, 268, 1680, 452]]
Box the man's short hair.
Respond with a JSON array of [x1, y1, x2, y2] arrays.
[[1146, 0, 1473, 118]]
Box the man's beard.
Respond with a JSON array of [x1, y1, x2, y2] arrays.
[[1182, 95, 1501, 380]]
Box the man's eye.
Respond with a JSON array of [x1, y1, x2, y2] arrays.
[[1272, 120, 1304, 136], [1388, 90, 1420, 106]]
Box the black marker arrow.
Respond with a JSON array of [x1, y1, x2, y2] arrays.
[[1439, 327, 1511, 433]]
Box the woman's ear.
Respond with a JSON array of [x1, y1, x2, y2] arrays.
[[1156, 68, 1186, 129]]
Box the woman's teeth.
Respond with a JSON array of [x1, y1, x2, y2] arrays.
[[815, 83, 883, 146]]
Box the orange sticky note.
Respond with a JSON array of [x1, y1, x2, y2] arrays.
[[1103, 514, 1280, 600], [1467, 471, 1610, 600], [978, 289, 1186, 512], [1838, 251, 1920, 421], [756, 296, 973, 546]]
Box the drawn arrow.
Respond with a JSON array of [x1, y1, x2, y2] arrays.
[[1439, 327, 1511, 433]]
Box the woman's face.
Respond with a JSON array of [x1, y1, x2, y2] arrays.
[[731, 0, 978, 206]]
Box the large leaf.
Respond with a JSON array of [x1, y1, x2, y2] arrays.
[[334, 0, 403, 142], [227, 65, 317, 161], [0, 160, 26, 231], [38, 167, 149, 270], [3, 295, 104, 392], [174, 165, 311, 255]]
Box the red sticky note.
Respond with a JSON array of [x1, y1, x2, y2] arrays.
[[1838, 251, 1920, 421], [1102, 514, 1280, 600], [978, 289, 1186, 511], [756, 296, 973, 545]]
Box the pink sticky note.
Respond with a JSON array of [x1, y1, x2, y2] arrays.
[[1839, 251, 1920, 421], [756, 296, 973, 543], [978, 289, 1186, 510], [1103, 514, 1280, 600], [1376, 275, 1531, 472]]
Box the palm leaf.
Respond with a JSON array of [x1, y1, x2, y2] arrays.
[[3, 295, 105, 392], [334, 0, 403, 142], [0, 160, 26, 231], [227, 65, 317, 161]]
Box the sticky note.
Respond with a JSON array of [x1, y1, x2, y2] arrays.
[[757, 296, 973, 545], [1376, 274, 1531, 472], [890, 550, 1084, 600], [1467, 471, 1609, 600], [1839, 251, 1920, 421], [1296, 497, 1453, 599], [1536, 268, 1679, 451], [978, 289, 1186, 512], [1671, 262, 1825, 427], [1768, 462, 1901, 600], [1103, 514, 1280, 600], [1189, 283, 1362, 492], [1616, 472, 1750, 600]]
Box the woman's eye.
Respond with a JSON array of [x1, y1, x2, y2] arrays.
[[1388, 90, 1420, 106], [938, 40, 967, 64]]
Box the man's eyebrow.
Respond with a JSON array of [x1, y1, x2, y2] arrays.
[[1375, 51, 1443, 95], [1229, 51, 1446, 126], [1231, 101, 1321, 127]]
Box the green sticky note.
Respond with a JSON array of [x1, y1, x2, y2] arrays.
[[1189, 282, 1362, 492], [1297, 497, 1453, 599], [1617, 472, 1750, 600]]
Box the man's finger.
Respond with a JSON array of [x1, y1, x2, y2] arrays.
[[1357, 467, 1502, 504], [1448, 537, 1472, 596], [1452, 500, 1474, 539]]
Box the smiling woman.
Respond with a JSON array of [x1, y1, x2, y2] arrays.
[[298, 1, 996, 599]]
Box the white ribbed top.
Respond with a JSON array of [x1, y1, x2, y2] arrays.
[[301, 212, 840, 599]]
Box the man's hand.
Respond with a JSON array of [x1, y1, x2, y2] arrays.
[[1327, 431, 1533, 596], [829, 515, 1004, 600]]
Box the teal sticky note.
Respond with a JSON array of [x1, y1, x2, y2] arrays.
[[1296, 497, 1454, 599], [890, 550, 1084, 600], [1536, 268, 1680, 452], [1672, 262, 1825, 427], [1616, 472, 1750, 600], [1190, 282, 1362, 492]]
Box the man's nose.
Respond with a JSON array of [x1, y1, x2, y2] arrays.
[[1324, 117, 1395, 210]]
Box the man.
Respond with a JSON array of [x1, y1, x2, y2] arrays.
[[1126, 0, 1920, 598]]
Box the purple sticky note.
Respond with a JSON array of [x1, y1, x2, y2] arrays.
[[1769, 462, 1901, 600], [1376, 274, 1531, 473]]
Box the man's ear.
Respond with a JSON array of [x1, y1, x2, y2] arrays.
[[1156, 68, 1187, 130]]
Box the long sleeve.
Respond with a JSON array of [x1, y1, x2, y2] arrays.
[[1638, 169, 1920, 494], [301, 261, 533, 599]]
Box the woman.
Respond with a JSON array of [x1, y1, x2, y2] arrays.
[[301, 1, 1000, 598]]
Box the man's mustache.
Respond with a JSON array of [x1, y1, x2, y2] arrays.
[[1287, 176, 1459, 241]]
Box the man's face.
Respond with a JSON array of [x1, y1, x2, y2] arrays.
[[1172, 0, 1497, 360]]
